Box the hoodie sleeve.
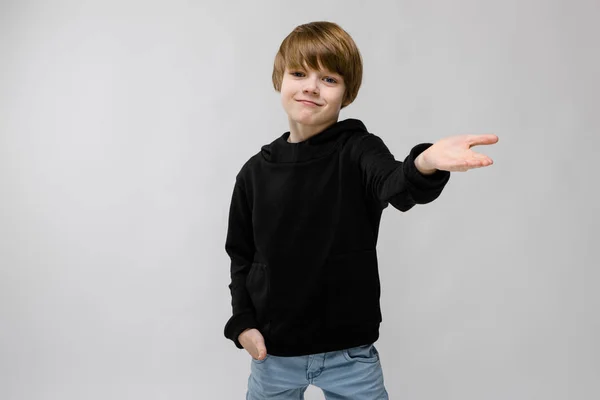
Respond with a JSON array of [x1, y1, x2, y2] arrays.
[[356, 134, 451, 211], [223, 177, 258, 349]]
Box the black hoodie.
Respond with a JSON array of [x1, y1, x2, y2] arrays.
[[224, 118, 450, 356]]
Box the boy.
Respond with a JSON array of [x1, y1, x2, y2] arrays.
[[224, 21, 498, 399]]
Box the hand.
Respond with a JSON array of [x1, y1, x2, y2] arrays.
[[416, 134, 499, 173], [238, 328, 268, 360]]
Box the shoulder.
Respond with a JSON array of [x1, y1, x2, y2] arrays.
[[345, 130, 391, 161], [234, 150, 262, 184]]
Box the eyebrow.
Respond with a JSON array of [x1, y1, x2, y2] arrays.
[[292, 67, 341, 76]]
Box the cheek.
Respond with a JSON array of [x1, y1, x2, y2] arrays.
[[280, 83, 293, 97], [281, 90, 293, 103], [280, 89, 296, 107]]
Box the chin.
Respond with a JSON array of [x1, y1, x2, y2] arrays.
[[290, 114, 325, 125]]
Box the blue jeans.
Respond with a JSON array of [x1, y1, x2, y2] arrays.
[[247, 343, 389, 399]]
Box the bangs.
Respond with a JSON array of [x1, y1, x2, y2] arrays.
[[282, 34, 346, 75]]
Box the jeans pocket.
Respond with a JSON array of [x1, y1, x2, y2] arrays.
[[251, 354, 269, 364], [343, 343, 379, 363]]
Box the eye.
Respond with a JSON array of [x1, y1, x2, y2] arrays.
[[290, 71, 304, 77], [324, 77, 337, 84]]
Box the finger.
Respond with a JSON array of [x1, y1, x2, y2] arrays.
[[471, 152, 493, 163], [245, 343, 257, 359], [467, 134, 499, 147], [256, 343, 267, 359], [469, 158, 493, 167], [452, 156, 486, 169], [254, 336, 267, 360], [464, 147, 492, 162], [465, 159, 493, 169]]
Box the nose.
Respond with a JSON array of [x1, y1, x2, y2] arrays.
[[302, 76, 319, 95]]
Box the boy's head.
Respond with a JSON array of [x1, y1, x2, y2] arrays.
[[272, 21, 363, 127]]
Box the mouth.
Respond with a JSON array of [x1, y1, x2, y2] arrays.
[[296, 99, 321, 106]]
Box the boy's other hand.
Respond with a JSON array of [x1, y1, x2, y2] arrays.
[[238, 328, 268, 360], [415, 134, 499, 173]]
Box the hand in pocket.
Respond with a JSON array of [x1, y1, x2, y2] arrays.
[[238, 328, 268, 360]]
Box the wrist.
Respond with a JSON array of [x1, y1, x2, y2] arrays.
[[238, 328, 251, 341], [414, 152, 437, 175]]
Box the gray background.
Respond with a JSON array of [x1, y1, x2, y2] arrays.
[[1, 0, 598, 399]]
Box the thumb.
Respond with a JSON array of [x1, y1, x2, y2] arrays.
[[255, 338, 267, 359]]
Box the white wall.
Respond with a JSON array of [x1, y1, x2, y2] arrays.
[[1, 0, 598, 399]]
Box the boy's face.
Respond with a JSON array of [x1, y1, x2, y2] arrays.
[[280, 62, 346, 129]]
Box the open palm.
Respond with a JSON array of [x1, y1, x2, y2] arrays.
[[425, 134, 499, 172]]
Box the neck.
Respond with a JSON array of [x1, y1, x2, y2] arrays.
[[287, 117, 339, 143]]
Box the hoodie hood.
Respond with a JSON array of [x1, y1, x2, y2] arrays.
[[261, 118, 368, 163]]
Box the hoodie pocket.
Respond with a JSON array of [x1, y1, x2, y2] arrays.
[[246, 262, 270, 333]]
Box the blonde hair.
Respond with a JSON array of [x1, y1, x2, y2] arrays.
[[272, 21, 363, 109]]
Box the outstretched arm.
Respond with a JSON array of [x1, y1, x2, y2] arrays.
[[356, 134, 451, 211]]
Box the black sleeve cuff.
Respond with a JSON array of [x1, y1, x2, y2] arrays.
[[224, 312, 258, 349], [403, 143, 451, 189]]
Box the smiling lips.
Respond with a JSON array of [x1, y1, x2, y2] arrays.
[[297, 99, 321, 106]]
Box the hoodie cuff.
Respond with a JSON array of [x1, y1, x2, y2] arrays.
[[403, 143, 451, 189], [224, 312, 259, 349]]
